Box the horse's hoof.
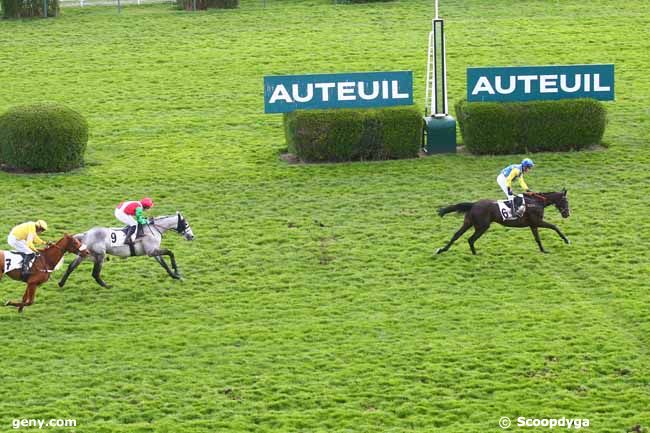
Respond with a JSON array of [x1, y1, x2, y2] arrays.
[[436, 248, 443, 254], [4, 301, 11, 307], [565, 239, 571, 244], [58, 282, 64, 288]]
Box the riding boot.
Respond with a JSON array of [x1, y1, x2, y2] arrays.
[[510, 200, 518, 219], [21, 253, 35, 281], [133, 223, 142, 243], [124, 226, 135, 245]]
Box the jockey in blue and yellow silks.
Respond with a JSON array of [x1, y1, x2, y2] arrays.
[[496, 158, 534, 216]]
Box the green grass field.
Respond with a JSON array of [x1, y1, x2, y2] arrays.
[[1, 0, 649, 432]]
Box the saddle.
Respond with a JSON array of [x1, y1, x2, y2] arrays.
[[497, 195, 526, 221], [121, 224, 146, 240]]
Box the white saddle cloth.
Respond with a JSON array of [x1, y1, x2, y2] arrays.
[[497, 194, 525, 221], [3, 251, 25, 273], [2, 252, 63, 273]]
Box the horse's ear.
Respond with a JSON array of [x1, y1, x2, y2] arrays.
[[562, 188, 567, 196]]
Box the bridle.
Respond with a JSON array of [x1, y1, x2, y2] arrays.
[[148, 214, 190, 236], [176, 214, 190, 236]]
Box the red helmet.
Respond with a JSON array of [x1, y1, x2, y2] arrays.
[[140, 197, 154, 208]]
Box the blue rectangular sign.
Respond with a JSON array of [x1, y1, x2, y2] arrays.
[[264, 71, 413, 113], [467, 64, 614, 102]]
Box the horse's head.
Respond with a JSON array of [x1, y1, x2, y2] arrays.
[[554, 188, 570, 218], [176, 213, 194, 241], [63, 233, 90, 257]]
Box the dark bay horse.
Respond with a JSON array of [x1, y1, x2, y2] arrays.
[[1, 234, 87, 312], [436, 190, 571, 255]]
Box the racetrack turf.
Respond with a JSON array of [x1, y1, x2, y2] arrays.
[[1, 1, 649, 432]]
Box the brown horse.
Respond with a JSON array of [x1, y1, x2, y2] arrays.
[[1, 234, 87, 312], [436, 190, 571, 255]]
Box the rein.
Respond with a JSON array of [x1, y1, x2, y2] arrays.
[[34, 242, 66, 273], [527, 192, 549, 203]]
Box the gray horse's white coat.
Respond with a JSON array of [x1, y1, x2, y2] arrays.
[[59, 213, 194, 288]]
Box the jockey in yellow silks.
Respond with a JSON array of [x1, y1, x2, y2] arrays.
[[7, 220, 48, 277], [496, 158, 534, 217]]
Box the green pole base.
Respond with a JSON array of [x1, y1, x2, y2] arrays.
[[424, 115, 456, 154]]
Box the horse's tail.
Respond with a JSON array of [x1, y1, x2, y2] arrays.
[[438, 202, 475, 217]]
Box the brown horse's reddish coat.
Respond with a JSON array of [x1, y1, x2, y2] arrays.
[[1, 234, 87, 312]]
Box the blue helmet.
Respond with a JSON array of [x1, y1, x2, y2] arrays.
[[521, 158, 534, 169]]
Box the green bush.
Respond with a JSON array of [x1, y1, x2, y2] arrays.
[[1, 0, 58, 18], [284, 106, 422, 163], [0, 103, 88, 172], [176, 0, 237, 10], [455, 98, 607, 155]]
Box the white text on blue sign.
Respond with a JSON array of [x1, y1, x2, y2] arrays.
[[264, 71, 413, 113], [467, 64, 614, 102]]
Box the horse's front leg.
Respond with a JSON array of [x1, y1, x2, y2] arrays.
[[537, 220, 570, 244], [156, 248, 179, 274], [529, 226, 547, 253], [58, 254, 85, 288], [153, 255, 181, 280]]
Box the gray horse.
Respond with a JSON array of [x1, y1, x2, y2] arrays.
[[58, 212, 194, 288]]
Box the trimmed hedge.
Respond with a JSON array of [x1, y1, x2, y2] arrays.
[[0, 103, 88, 172], [177, 0, 237, 10], [455, 98, 606, 155], [1, 0, 58, 18], [284, 106, 422, 162]]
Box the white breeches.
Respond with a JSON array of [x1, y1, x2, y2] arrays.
[[7, 235, 33, 254], [115, 208, 137, 226], [496, 173, 513, 200]]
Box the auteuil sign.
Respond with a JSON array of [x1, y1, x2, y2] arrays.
[[467, 64, 615, 102], [264, 71, 413, 113]]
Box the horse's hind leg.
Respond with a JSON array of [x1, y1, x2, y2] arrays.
[[468, 224, 490, 255], [58, 255, 84, 288], [4, 283, 36, 313], [437, 219, 472, 254], [92, 255, 111, 288]]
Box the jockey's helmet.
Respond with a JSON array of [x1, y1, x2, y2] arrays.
[[521, 158, 534, 169], [140, 197, 154, 208], [36, 220, 48, 231]]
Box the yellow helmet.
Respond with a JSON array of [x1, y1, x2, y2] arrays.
[[35, 220, 48, 231]]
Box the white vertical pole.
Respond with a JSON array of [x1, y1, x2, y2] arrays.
[[442, 31, 449, 116], [425, 30, 433, 116], [430, 22, 437, 115], [435, 0, 439, 19]]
